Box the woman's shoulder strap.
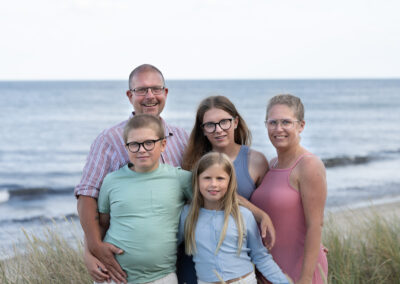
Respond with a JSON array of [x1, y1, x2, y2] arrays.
[[290, 152, 314, 169]]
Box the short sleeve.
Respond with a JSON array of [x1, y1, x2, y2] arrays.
[[176, 168, 193, 200], [178, 205, 190, 244], [97, 174, 111, 214]]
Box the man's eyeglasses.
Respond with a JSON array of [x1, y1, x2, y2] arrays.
[[129, 86, 165, 96], [201, 118, 233, 133], [125, 138, 164, 153], [265, 119, 300, 130]]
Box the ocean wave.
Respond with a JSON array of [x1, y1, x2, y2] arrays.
[[382, 148, 400, 154], [323, 155, 372, 168], [0, 190, 10, 203], [323, 148, 400, 168], [0, 213, 79, 225], [7, 187, 73, 197]]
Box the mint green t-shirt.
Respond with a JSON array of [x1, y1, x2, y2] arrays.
[[98, 163, 192, 283]]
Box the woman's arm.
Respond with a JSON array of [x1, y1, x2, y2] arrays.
[[238, 195, 275, 249], [296, 156, 327, 284], [248, 149, 269, 187]]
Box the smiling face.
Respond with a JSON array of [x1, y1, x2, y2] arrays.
[[198, 163, 229, 210], [202, 108, 238, 150], [125, 127, 166, 173], [126, 70, 168, 117], [266, 104, 305, 150]]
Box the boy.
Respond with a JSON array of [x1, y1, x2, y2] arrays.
[[95, 114, 192, 284]]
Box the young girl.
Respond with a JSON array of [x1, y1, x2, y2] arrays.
[[178, 152, 290, 284]]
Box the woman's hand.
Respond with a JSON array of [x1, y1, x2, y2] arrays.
[[259, 211, 276, 250]]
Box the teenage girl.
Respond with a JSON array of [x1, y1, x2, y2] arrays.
[[178, 152, 290, 284]]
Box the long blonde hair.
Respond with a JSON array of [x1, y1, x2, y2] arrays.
[[184, 152, 245, 255]]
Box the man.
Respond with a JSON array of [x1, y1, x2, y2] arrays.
[[75, 64, 194, 283]]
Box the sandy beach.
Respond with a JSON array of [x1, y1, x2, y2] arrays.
[[325, 200, 400, 229]]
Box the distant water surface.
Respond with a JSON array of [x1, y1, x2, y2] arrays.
[[1, 79, 400, 256]]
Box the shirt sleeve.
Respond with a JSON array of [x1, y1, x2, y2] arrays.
[[97, 175, 111, 214], [244, 208, 290, 284], [178, 205, 190, 244], [74, 133, 116, 199], [177, 168, 193, 200]]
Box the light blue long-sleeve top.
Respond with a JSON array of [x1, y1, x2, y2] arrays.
[[178, 205, 289, 284]]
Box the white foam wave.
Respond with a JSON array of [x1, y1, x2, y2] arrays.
[[0, 190, 10, 203]]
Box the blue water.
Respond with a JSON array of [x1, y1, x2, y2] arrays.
[[1, 79, 400, 255]]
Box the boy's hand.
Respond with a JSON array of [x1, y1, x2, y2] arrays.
[[92, 242, 127, 284], [259, 212, 276, 250]]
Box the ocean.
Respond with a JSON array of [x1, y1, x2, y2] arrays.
[[1, 79, 400, 257]]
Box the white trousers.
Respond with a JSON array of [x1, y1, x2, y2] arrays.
[[94, 272, 178, 284]]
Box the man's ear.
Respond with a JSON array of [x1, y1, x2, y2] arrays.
[[126, 90, 133, 99], [163, 87, 168, 99]]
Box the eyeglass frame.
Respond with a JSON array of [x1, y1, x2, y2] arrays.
[[129, 86, 166, 96], [265, 119, 300, 130], [125, 137, 165, 153], [201, 118, 234, 133]]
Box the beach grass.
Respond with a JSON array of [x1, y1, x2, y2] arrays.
[[323, 208, 400, 284], [0, 219, 92, 284], [1, 209, 399, 284]]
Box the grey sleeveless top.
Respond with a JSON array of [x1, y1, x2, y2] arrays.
[[233, 145, 256, 200]]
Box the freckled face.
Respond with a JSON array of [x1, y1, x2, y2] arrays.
[[267, 104, 304, 150], [202, 108, 238, 150], [198, 164, 229, 210]]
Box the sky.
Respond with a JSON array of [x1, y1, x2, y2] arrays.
[[1, 0, 400, 80]]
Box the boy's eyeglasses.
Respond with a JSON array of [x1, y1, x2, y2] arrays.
[[129, 86, 165, 96], [265, 119, 300, 130], [125, 138, 164, 153], [201, 118, 233, 133]]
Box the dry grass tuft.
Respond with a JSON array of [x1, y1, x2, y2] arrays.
[[1, 210, 399, 283], [0, 218, 91, 284], [323, 209, 400, 284]]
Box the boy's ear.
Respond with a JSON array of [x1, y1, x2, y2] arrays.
[[160, 138, 167, 152]]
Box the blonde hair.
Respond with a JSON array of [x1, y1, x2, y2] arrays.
[[266, 94, 305, 121], [184, 152, 245, 256], [123, 114, 164, 143]]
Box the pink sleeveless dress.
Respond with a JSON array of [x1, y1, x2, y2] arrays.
[[250, 154, 328, 283]]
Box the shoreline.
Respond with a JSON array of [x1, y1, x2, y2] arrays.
[[325, 199, 400, 228]]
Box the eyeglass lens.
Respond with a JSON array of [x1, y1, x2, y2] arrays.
[[133, 87, 164, 96], [202, 118, 232, 133], [266, 119, 297, 129], [127, 139, 162, 153]]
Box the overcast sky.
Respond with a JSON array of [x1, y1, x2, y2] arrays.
[[1, 0, 399, 80]]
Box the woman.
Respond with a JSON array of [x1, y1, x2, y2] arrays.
[[182, 95, 275, 245], [250, 94, 328, 284]]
